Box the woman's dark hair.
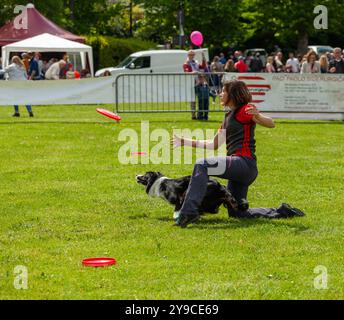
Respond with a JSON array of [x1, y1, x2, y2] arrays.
[[223, 80, 252, 109], [224, 59, 235, 72], [306, 50, 317, 63]]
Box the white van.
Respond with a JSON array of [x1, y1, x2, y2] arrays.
[[95, 49, 209, 77], [308, 45, 334, 57]]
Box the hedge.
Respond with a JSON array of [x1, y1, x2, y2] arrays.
[[85, 36, 156, 71]]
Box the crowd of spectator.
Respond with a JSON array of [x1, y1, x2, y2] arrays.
[[1, 52, 91, 82], [210, 47, 344, 74], [1, 52, 91, 117], [182, 47, 344, 121]]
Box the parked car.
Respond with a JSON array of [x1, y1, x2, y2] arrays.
[[244, 48, 268, 66], [308, 45, 334, 57], [95, 49, 210, 77]]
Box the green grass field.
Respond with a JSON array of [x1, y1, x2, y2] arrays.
[[0, 105, 343, 300]]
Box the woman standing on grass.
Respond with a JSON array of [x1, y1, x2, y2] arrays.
[[5, 56, 34, 118], [172, 80, 305, 228]]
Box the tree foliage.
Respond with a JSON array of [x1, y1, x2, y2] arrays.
[[134, 0, 241, 48], [1, 0, 344, 53], [240, 0, 344, 53]]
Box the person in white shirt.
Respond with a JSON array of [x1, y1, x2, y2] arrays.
[[5, 56, 28, 80], [43, 58, 57, 74], [5, 56, 34, 117], [286, 52, 300, 73], [301, 51, 321, 74], [274, 51, 285, 72], [45, 60, 67, 80]]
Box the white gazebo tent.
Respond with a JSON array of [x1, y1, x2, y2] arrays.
[[1, 33, 94, 76]]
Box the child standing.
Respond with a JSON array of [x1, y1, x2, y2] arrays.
[[195, 74, 216, 121]]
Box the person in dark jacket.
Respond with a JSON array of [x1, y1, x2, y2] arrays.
[[195, 74, 216, 121], [249, 52, 264, 73], [329, 48, 344, 74], [183, 50, 207, 120]]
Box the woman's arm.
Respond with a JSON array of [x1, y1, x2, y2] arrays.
[[246, 105, 276, 128], [172, 130, 226, 151], [254, 113, 276, 128], [4, 64, 14, 73], [316, 61, 321, 73]]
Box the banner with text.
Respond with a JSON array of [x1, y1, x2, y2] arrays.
[[0, 77, 116, 106], [224, 73, 344, 113], [0, 73, 344, 114]]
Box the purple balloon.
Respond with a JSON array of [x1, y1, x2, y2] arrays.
[[190, 31, 204, 47]]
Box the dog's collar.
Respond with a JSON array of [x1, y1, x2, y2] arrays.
[[148, 177, 169, 198]]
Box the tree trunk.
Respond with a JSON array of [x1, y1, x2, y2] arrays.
[[70, 0, 75, 21], [297, 31, 309, 55], [129, 0, 133, 37]]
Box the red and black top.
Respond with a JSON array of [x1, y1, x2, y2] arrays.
[[220, 105, 257, 159]]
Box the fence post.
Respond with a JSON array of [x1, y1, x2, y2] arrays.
[[113, 75, 119, 114]]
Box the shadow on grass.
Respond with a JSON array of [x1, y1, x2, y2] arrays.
[[123, 119, 342, 125], [118, 119, 222, 124], [128, 214, 149, 220], [273, 120, 342, 125], [156, 215, 309, 232]]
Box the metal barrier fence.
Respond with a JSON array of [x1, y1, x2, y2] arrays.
[[114, 72, 227, 114]]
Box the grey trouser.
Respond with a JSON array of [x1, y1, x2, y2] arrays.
[[180, 156, 289, 219]]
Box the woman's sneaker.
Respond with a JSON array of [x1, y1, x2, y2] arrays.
[[175, 213, 200, 228], [12, 113, 20, 117], [277, 203, 306, 218]]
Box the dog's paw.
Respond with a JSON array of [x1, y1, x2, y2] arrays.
[[173, 210, 181, 221]]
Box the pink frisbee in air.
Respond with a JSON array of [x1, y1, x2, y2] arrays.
[[97, 108, 122, 122], [82, 257, 117, 268]]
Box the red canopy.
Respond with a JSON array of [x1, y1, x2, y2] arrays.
[[0, 4, 85, 47]]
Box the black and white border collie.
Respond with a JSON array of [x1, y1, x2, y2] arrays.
[[136, 172, 238, 221]]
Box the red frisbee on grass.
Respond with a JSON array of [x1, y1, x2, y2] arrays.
[[97, 108, 122, 122], [82, 258, 117, 268]]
